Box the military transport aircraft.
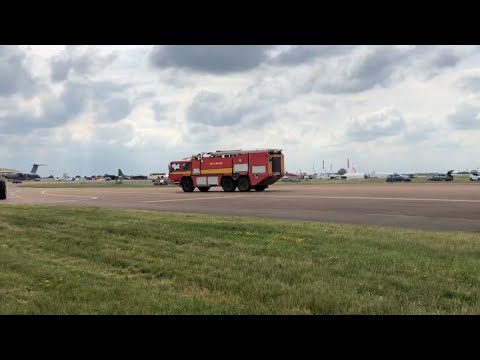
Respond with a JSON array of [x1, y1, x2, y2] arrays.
[[0, 164, 47, 181]]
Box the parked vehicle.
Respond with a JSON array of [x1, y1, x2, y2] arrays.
[[153, 177, 169, 185], [386, 174, 411, 182], [427, 170, 454, 181], [470, 171, 480, 181]]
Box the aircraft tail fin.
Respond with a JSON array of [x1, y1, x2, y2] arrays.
[[118, 169, 124, 177], [30, 164, 47, 174]]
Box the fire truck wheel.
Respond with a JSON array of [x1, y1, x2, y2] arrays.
[[198, 187, 210, 192], [221, 177, 236, 192], [0, 179, 6, 200], [254, 185, 267, 191], [181, 177, 195, 192], [237, 176, 251, 192]]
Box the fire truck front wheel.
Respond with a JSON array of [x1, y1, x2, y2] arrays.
[[181, 177, 195, 192], [237, 176, 251, 192], [221, 177, 236, 192], [0, 179, 6, 200]]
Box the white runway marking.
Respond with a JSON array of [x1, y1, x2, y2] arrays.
[[41, 190, 99, 201], [365, 213, 477, 220], [142, 195, 249, 203], [9, 189, 23, 198], [261, 195, 480, 203]]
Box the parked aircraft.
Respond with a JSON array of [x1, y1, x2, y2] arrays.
[[0, 164, 47, 181], [340, 167, 368, 180]]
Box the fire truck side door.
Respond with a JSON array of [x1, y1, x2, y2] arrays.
[[182, 162, 192, 174]]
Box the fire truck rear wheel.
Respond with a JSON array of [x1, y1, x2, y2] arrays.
[[221, 177, 236, 192], [181, 177, 194, 192], [0, 179, 6, 200], [254, 185, 267, 191], [237, 176, 251, 192], [198, 187, 210, 192]]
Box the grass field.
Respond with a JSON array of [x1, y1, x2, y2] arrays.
[[1, 205, 479, 314]]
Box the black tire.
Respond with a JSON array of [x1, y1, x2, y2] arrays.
[[0, 179, 6, 200], [237, 176, 251, 192], [254, 185, 267, 191], [221, 177, 236, 192], [198, 187, 210, 192], [181, 177, 194, 192]]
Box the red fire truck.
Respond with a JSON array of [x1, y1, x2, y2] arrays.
[[168, 149, 285, 192]]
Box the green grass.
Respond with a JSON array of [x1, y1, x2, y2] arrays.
[[1, 205, 479, 314]]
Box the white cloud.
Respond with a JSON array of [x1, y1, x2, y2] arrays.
[[1, 45, 480, 176], [447, 95, 480, 130], [346, 107, 406, 142]]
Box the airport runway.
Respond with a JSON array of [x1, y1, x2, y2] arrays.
[[3, 183, 480, 232]]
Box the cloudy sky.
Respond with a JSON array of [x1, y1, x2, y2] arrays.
[[1, 45, 480, 177]]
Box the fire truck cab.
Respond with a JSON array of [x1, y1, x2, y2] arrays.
[[168, 149, 285, 192]]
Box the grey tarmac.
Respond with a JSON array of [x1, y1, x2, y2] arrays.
[[3, 183, 480, 232]]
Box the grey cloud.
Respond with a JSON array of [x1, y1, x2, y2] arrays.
[[149, 45, 272, 74], [60, 82, 90, 114], [304, 46, 410, 94], [431, 51, 461, 69], [186, 90, 260, 127], [456, 76, 480, 92], [153, 102, 170, 121], [186, 124, 218, 145], [448, 103, 480, 130], [51, 59, 71, 82], [419, 48, 463, 80], [0, 80, 129, 134], [312, 46, 463, 94], [95, 123, 135, 143], [39, 81, 98, 127], [51, 47, 117, 82], [97, 97, 132, 123], [346, 108, 407, 141], [90, 81, 126, 100], [402, 121, 438, 143], [0, 82, 88, 134], [0, 112, 40, 134], [271, 45, 356, 66], [0, 45, 36, 97], [242, 113, 273, 128], [61, 81, 131, 124], [332, 46, 410, 94]]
